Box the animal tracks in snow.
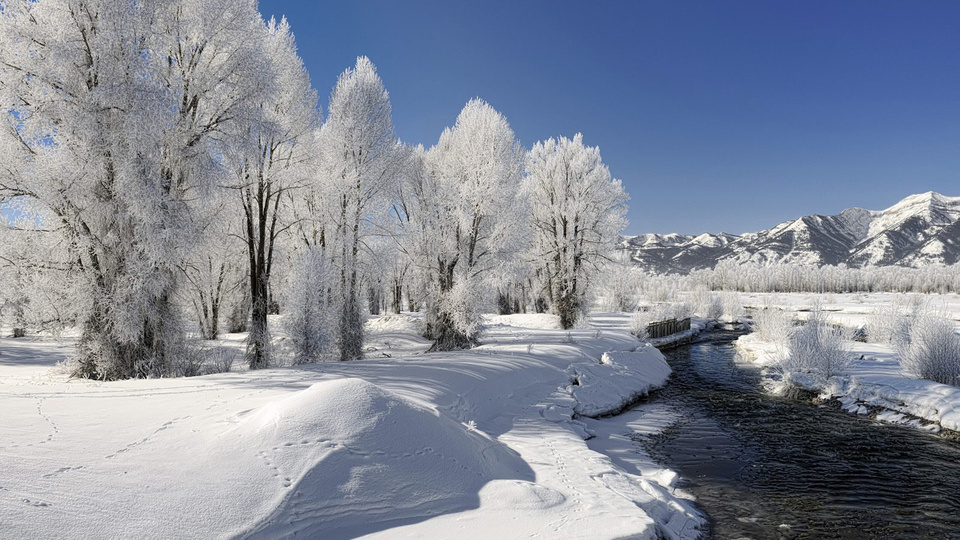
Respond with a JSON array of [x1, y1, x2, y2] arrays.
[[41, 465, 84, 479], [105, 416, 191, 459]]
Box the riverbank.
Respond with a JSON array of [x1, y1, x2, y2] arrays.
[[0, 313, 703, 539], [736, 323, 960, 435]]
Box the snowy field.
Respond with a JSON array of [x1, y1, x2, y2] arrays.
[[0, 313, 702, 539], [735, 292, 960, 433]]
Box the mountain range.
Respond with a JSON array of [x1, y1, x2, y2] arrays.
[[622, 192, 960, 274]]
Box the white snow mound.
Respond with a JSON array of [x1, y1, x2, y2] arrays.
[[237, 378, 529, 539]]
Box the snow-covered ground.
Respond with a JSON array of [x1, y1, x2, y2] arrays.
[[0, 313, 702, 539], [735, 292, 960, 434]]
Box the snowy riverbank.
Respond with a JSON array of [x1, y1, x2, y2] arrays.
[[735, 308, 960, 435], [0, 313, 702, 539]]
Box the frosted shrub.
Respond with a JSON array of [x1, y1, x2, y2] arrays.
[[428, 279, 485, 351], [867, 303, 905, 344], [701, 294, 724, 320], [630, 311, 650, 340], [670, 301, 693, 320], [720, 291, 744, 323], [896, 312, 960, 387], [866, 297, 924, 345], [600, 266, 643, 312], [207, 348, 237, 375], [779, 310, 851, 381], [282, 249, 336, 365], [169, 345, 207, 378], [751, 307, 794, 344]]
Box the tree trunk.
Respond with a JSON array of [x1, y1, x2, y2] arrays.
[[406, 288, 418, 312], [368, 285, 381, 315], [426, 258, 477, 351], [249, 275, 269, 369]]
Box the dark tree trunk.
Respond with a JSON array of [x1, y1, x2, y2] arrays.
[[368, 285, 381, 315], [392, 279, 403, 314], [426, 257, 477, 351], [249, 274, 269, 369], [406, 289, 419, 313]]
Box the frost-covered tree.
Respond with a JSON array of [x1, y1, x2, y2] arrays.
[[525, 134, 628, 329], [412, 100, 526, 350], [280, 247, 335, 364], [178, 190, 246, 340], [0, 0, 269, 379], [598, 250, 643, 312], [315, 57, 404, 361], [231, 16, 319, 369], [0, 202, 78, 334]]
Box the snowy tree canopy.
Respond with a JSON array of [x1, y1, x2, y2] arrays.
[[415, 99, 526, 349], [0, 0, 274, 378], [525, 133, 628, 329], [313, 56, 405, 361], [0, 3, 639, 375]]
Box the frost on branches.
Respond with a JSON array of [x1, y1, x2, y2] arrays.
[[0, 0, 271, 378], [525, 134, 628, 329], [231, 16, 319, 369], [315, 57, 404, 361], [0, 3, 637, 376], [413, 100, 526, 350], [281, 248, 336, 365]]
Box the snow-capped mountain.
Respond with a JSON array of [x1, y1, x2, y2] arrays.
[[624, 192, 960, 274]]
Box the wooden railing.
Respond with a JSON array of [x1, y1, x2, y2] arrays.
[[647, 317, 691, 339]]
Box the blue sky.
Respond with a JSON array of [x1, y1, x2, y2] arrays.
[[257, 1, 960, 235]]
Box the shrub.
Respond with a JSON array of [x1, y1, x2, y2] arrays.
[[866, 297, 921, 345], [282, 249, 336, 365], [896, 311, 960, 387], [720, 291, 744, 322], [779, 309, 851, 381], [630, 311, 650, 340], [751, 306, 794, 344], [702, 294, 724, 320]]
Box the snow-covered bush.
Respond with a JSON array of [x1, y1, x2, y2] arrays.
[[169, 344, 207, 378], [720, 291, 744, 322], [693, 291, 724, 320], [429, 279, 485, 351], [896, 311, 960, 387], [282, 249, 336, 365], [630, 311, 650, 341], [778, 310, 851, 382], [751, 306, 794, 344], [866, 302, 907, 344], [668, 301, 693, 320], [598, 263, 644, 313], [207, 348, 237, 375]]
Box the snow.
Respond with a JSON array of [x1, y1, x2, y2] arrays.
[[566, 347, 672, 417], [867, 191, 960, 238], [0, 314, 699, 539], [736, 293, 960, 434]]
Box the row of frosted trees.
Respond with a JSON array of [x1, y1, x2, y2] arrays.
[[0, 0, 628, 379], [686, 260, 960, 294]]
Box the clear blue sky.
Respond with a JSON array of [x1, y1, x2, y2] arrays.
[[257, 0, 960, 235]]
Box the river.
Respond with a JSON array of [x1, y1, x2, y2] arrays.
[[636, 331, 960, 539]]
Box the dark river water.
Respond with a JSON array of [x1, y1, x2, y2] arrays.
[[640, 331, 960, 540]]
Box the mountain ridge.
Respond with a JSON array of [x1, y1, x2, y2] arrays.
[[623, 191, 960, 274]]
